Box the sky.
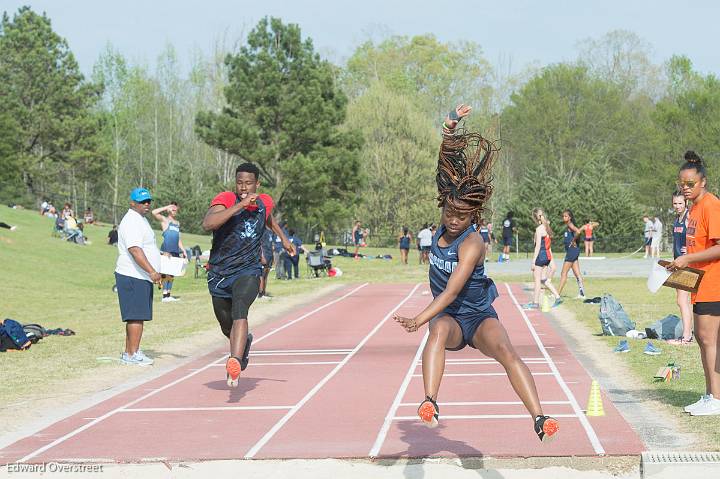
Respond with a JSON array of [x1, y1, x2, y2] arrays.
[[2, 0, 719, 77]]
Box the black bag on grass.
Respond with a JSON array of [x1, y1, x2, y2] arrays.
[[23, 323, 47, 344], [645, 315, 682, 340], [598, 294, 635, 336]]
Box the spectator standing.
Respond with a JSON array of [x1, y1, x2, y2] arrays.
[[398, 227, 412, 265], [152, 202, 186, 302], [651, 216, 663, 258], [642, 215, 654, 258], [417, 223, 433, 264], [284, 229, 306, 279], [500, 211, 516, 262], [84, 207, 95, 224], [108, 225, 119, 245], [115, 188, 161, 366], [352, 221, 363, 259], [274, 222, 288, 280]]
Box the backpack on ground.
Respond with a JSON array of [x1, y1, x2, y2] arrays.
[[0, 318, 32, 351], [23, 323, 48, 344], [645, 315, 682, 340], [598, 294, 635, 336]]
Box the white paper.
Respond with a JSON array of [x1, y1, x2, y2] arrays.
[[647, 259, 671, 293], [160, 255, 188, 276]]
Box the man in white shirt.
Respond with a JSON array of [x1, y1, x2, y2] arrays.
[[417, 223, 433, 265], [115, 188, 162, 366]]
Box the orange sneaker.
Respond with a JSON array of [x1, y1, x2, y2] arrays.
[[534, 415, 559, 442], [417, 396, 439, 428], [226, 356, 241, 388]]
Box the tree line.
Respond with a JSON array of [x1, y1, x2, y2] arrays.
[[1, 7, 717, 249]]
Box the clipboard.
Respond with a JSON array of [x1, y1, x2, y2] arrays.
[[657, 260, 705, 293]]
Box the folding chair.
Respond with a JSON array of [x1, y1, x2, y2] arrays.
[[306, 251, 328, 278]]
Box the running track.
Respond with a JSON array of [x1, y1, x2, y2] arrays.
[[0, 283, 643, 463]]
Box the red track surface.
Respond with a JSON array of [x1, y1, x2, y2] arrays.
[[0, 283, 643, 464]]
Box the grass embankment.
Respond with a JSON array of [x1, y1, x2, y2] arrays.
[[562, 278, 720, 449], [1, 206, 525, 408]]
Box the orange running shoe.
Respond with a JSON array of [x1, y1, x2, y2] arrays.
[[417, 396, 439, 428], [534, 415, 559, 442], [226, 356, 241, 388]]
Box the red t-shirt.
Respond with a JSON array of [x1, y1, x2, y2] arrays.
[[210, 192, 274, 220]]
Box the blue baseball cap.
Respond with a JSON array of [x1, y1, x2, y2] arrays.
[[130, 188, 152, 202]]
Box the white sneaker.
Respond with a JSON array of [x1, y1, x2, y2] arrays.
[[162, 296, 180, 302], [132, 350, 154, 366], [690, 396, 720, 416], [120, 352, 137, 365], [684, 394, 711, 413]]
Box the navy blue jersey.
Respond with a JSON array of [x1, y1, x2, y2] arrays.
[[563, 226, 577, 249], [429, 224, 498, 320], [399, 234, 411, 249], [208, 192, 272, 277], [479, 225, 490, 243], [160, 221, 181, 253], [287, 235, 303, 259], [673, 212, 688, 259]]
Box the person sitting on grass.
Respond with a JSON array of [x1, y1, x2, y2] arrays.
[[393, 103, 559, 442]]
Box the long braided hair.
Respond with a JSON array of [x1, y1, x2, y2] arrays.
[[436, 127, 499, 224]]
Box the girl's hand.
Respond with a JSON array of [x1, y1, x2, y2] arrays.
[[667, 255, 690, 271], [394, 314, 419, 333], [444, 104, 472, 129]]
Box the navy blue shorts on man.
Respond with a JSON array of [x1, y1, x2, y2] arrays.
[[502, 235, 513, 247], [439, 307, 499, 351], [115, 272, 153, 321]]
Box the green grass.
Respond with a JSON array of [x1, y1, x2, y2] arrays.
[[562, 279, 720, 449]]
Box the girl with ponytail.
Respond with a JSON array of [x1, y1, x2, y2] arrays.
[[668, 151, 720, 415], [524, 208, 562, 310]]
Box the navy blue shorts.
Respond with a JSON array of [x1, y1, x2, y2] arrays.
[[535, 258, 551, 267], [115, 272, 153, 321], [502, 235, 512, 247], [644, 237, 652, 246], [585, 236, 595, 242], [564, 247, 580, 263], [438, 307, 498, 351]]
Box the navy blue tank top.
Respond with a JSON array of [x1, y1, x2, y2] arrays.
[[563, 226, 578, 251], [400, 235, 410, 249], [673, 211, 687, 259], [429, 224, 498, 320], [209, 195, 268, 277], [161, 221, 181, 253], [479, 225, 490, 242]]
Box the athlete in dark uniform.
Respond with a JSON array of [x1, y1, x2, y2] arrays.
[[393, 104, 559, 442], [557, 209, 586, 299], [525, 208, 561, 309], [667, 191, 693, 344], [202, 163, 294, 387]]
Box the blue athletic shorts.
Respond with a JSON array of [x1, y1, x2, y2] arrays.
[[437, 307, 498, 351], [115, 272, 153, 321], [535, 258, 551, 267], [564, 246, 580, 263], [502, 235, 512, 247]]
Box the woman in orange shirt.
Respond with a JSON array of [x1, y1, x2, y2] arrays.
[[668, 151, 720, 416]]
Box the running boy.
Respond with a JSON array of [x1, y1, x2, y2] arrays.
[[393, 104, 559, 442], [202, 163, 295, 387]]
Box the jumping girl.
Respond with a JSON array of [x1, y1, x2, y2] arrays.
[[393, 104, 559, 442], [667, 191, 693, 345], [557, 209, 586, 299], [525, 208, 561, 310], [668, 151, 720, 416]]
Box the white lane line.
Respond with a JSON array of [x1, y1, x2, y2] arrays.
[[210, 361, 342, 367], [504, 283, 605, 455], [120, 406, 292, 412], [249, 352, 351, 356], [17, 283, 369, 463], [398, 401, 571, 407], [244, 283, 422, 459], [411, 372, 553, 377], [251, 349, 352, 354], [369, 331, 429, 458], [393, 413, 578, 421]]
